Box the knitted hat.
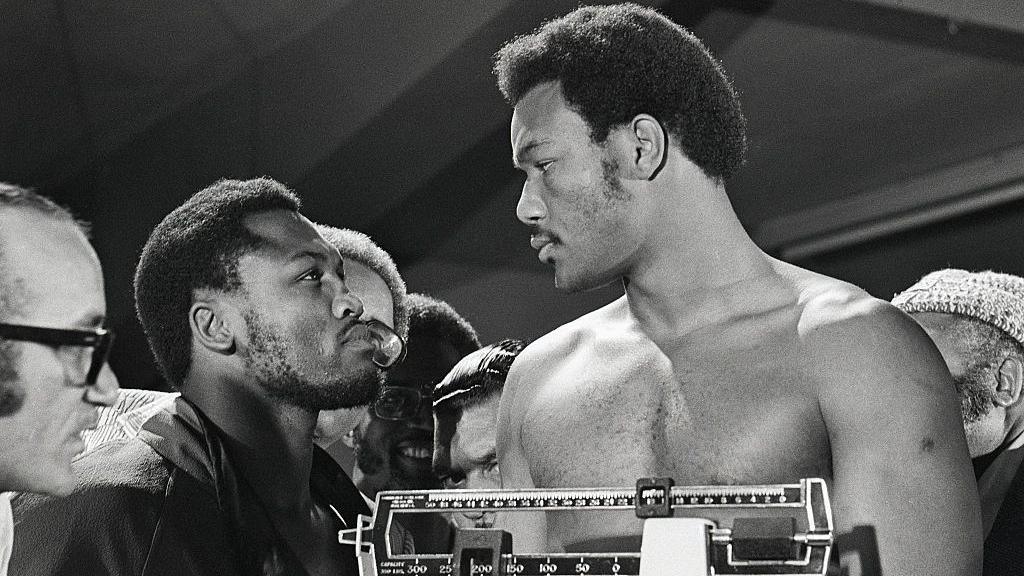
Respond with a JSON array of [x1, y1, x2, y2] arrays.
[[892, 269, 1024, 348]]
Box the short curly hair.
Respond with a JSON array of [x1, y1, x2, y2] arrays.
[[493, 3, 747, 181], [134, 178, 300, 388], [315, 225, 409, 340], [405, 293, 481, 359]]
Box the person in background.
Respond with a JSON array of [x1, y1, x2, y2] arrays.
[[893, 269, 1024, 576], [350, 293, 480, 498], [0, 183, 120, 575], [492, 4, 980, 574], [350, 292, 479, 552], [433, 339, 526, 528], [313, 225, 408, 474], [10, 177, 404, 575]]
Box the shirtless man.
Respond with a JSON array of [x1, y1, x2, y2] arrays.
[[492, 4, 981, 575]]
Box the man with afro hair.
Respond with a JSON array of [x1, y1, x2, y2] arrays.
[[493, 4, 980, 575]]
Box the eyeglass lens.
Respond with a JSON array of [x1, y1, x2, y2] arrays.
[[86, 331, 114, 386], [373, 387, 427, 420]]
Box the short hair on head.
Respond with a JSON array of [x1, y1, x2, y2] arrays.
[[0, 183, 88, 320], [134, 177, 301, 388], [314, 225, 409, 340], [494, 2, 747, 181], [943, 315, 1024, 423], [405, 293, 481, 358], [0, 182, 82, 225], [433, 339, 526, 416], [946, 315, 1024, 369]]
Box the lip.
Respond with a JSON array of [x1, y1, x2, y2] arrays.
[[340, 321, 374, 347], [530, 233, 554, 251]]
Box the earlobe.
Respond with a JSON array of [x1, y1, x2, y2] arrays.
[[631, 115, 667, 181], [189, 300, 235, 354], [994, 356, 1023, 407]]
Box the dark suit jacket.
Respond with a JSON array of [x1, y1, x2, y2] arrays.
[[985, 456, 1024, 576], [11, 398, 369, 576]]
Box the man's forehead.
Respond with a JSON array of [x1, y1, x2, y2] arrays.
[[511, 81, 585, 164], [241, 210, 335, 259]]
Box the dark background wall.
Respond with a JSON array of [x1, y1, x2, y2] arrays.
[[2, 0, 1022, 390]]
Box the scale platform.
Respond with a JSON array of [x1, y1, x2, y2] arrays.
[[340, 477, 833, 576]]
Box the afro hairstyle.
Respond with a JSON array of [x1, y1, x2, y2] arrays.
[[493, 3, 747, 181]]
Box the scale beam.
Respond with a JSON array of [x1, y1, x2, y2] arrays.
[[340, 478, 834, 576]]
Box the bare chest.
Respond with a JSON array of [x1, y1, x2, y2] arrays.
[[520, 350, 832, 489]]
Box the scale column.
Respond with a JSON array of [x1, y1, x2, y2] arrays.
[[639, 518, 715, 576]]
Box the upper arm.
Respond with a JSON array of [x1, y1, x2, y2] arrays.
[[815, 302, 981, 576], [495, 344, 549, 553]]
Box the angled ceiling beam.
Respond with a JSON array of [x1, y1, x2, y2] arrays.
[[762, 0, 1024, 64], [849, 0, 1024, 35], [754, 143, 1024, 260]]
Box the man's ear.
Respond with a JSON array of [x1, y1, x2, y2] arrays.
[[629, 114, 667, 181], [994, 355, 1023, 407], [189, 299, 235, 354]]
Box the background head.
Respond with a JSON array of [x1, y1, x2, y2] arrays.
[[0, 183, 119, 494], [494, 2, 746, 182], [433, 339, 526, 492], [352, 293, 480, 496], [134, 177, 300, 389], [314, 224, 407, 450], [315, 225, 408, 339], [893, 269, 1024, 458]]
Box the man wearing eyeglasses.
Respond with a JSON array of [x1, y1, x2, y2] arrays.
[[11, 178, 406, 576], [348, 293, 479, 552], [0, 183, 120, 575], [350, 293, 480, 498]]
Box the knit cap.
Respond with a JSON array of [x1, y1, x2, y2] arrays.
[[892, 269, 1024, 348]]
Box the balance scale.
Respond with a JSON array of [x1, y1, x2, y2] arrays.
[[339, 477, 833, 576]]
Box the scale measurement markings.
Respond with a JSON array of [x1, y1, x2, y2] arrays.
[[381, 557, 642, 576], [416, 486, 803, 510]]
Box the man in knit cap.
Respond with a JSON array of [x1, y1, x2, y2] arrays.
[[894, 269, 1024, 576]]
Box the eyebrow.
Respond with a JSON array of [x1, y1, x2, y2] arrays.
[[512, 138, 551, 168], [71, 312, 106, 330], [287, 249, 329, 263]]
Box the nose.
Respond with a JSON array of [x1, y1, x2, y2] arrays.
[[332, 283, 365, 320], [86, 363, 120, 407], [516, 180, 546, 225]]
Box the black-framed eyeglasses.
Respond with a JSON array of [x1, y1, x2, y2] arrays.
[[364, 320, 406, 369], [0, 323, 114, 386], [372, 385, 431, 421]]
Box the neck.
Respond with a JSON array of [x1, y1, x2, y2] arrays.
[[183, 367, 318, 513], [623, 176, 781, 340]]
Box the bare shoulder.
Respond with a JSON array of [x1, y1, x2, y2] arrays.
[[508, 295, 632, 384], [776, 262, 955, 419], [785, 265, 937, 372]]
